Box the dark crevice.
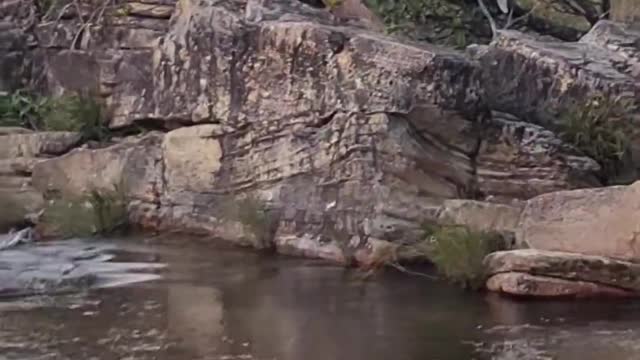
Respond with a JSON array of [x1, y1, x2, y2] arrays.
[[309, 110, 339, 129], [297, 0, 326, 9]]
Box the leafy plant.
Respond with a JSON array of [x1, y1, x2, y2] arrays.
[[423, 224, 504, 289], [0, 90, 50, 129], [220, 194, 280, 249], [364, 0, 489, 48], [558, 94, 637, 176], [0, 90, 111, 142], [44, 93, 111, 142]]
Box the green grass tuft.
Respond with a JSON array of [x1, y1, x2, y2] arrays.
[[427, 224, 504, 290]]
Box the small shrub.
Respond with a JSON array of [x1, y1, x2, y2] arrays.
[[42, 184, 128, 238], [364, 0, 487, 48], [43, 93, 111, 142], [220, 194, 279, 249], [324, 0, 343, 10], [0, 90, 49, 129], [424, 224, 504, 290], [558, 94, 637, 175], [0, 90, 111, 142]]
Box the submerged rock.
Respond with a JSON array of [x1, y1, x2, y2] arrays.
[[486, 272, 637, 298], [484, 249, 640, 297]]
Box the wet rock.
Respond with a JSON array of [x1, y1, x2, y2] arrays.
[[486, 272, 637, 298], [517, 181, 640, 260], [484, 249, 640, 293]]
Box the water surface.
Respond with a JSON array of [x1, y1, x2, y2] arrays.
[[2, 238, 640, 360]]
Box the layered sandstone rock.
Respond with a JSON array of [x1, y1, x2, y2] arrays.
[[2, 0, 639, 262]]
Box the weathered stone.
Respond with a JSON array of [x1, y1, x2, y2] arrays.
[[0, 157, 43, 175], [0, 186, 44, 232], [32, 133, 163, 203], [476, 24, 640, 136], [162, 125, 224, 193], [485, 249, 640, 292], [0, 132, 81, 159], [437, 199, 523, 234], [475, 111, 601, 200], [518, 181, 640, 260], [486, 272, 637, 298]]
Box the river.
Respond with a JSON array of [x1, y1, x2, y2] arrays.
[[2, 237, 640, 360]]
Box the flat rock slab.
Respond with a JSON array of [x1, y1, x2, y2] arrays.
[[484, 249, 640, 293]]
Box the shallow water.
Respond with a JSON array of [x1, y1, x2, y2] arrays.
[[3, 238, 640, 360]]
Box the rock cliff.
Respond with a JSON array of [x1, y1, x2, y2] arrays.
[[1, 0, 639, 267]]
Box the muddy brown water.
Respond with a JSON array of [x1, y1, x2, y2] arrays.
[[2, 237, 640, 360]]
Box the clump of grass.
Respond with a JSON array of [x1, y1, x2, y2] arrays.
[[558, 94, 637, 176], [364, 0, 483, 48], [0, 90, 50, 129], [424, 224, 504, 290], [0, 90, 111, 142], [44, 93, 111, 142], [220, 194, 280, 249], [41, 183, 128, 238]]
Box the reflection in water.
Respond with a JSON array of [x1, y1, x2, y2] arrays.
[[3, 239, 640, 359]]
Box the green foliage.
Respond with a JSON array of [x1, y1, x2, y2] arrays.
[[558, 94, 637, 175], [364, 0, 485, 48], [221, 194, 279, 249], [45, 94, 111, 142], [0, 91, 111, 142], [42, 183, 129, 238], [0, 90, 50, 129], [423, 224, 504, 290], [324, 0, 344, 10]]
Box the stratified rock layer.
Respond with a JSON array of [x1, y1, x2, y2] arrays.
[[3, 0, 640, 261]]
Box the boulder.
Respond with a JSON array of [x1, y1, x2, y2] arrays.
[[518, 181, 640, 260], [485, 249, 640, 292]]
